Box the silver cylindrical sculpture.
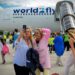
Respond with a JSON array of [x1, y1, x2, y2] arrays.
[[60, 2, 75, 31]]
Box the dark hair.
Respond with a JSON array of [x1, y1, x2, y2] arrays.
[[0, 38, 6, 45], [56, 32, 60, 35], [14, 29, 18, 32]]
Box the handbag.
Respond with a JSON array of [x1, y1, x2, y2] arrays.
[[2, 44, 9, 55]]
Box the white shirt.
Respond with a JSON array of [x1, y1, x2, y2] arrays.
[[13, 39, 29, 67]]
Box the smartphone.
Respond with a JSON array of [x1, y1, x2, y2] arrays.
[[23, 25, 26, 29]]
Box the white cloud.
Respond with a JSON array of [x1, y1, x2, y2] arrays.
[[1, 0, 75, 8], [19, 0, 62, 7], [7, 1, 19, 6], [0, 0, 63, 7]]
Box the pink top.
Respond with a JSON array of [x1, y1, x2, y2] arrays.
[[33, 28, 51, 69]]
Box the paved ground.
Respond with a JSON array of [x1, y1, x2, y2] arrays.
[[0, 44, 75, 75]]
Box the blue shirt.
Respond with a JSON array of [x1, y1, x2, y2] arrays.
[[13, 33, 19, 42], [13, 39, 29, 67], [54, 35, 64, 56]]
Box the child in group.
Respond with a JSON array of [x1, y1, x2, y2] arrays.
[[0, 38, 9, 64]]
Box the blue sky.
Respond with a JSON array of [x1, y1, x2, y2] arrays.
[[0, 0, 75, 8], [0, 3, 19, 8], [0, 0, 62, 8]]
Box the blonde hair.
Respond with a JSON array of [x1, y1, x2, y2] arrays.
[[67, 29, 75, 39], [34, 28, 43, 38], [26, 28, 33, 40]]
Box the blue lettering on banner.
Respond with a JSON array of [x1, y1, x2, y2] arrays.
[[13, 7, 55, 15]]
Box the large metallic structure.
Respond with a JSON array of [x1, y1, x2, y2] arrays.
[[55, 1, 75, 32]]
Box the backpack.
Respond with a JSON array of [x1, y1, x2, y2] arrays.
[[26, 48, 44, 75], [26, 48, 39, 70]]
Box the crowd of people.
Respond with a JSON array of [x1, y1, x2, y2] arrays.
[[0, 27, 75, 75]]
